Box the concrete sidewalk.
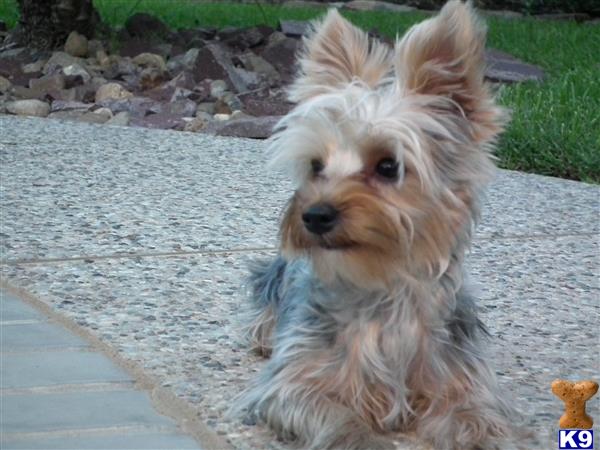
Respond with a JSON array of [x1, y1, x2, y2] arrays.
[[0, 115, 598, 449]]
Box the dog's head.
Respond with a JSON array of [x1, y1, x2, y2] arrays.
[[270, 1, 507, 288]]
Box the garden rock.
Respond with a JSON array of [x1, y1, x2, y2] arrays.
[[22, 59, 46, 74], [343, 0, 415, 12], [6, 99, 50, 117], [50, 100, 93, 113], [98, 96, 159, 118], [106, 111, 131, 126], [125, 13, 170, 40], [261, 34, 299, 82], [0, 75, 11, 93], [154, 99, 197, 116], [205, 115, 281, 139], [139, 67, 169, 90], [219, 26, 267, 50], [484, 49, 545, 83], [132, 52, 167, 71], [62, 64, 92, 85], [131, 112, 185, 130], [43, 52, 82, 75], [29, 73, 65, 93], [64, 31, 88, 57], [196, 102, 216, 115], [184, 112, 213, 132], [236, 53, 280, 86], [210, 79, 228, 99], [95, 83, 133, 102], [279, 20, 309, 38]]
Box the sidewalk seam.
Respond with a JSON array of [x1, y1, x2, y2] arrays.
[[0, 283, 233, 450], [1, 231, 596, 266]]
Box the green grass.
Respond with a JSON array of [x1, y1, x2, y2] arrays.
[[1, 1, 598, 182]]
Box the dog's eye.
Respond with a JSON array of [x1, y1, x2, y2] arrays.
[[311, 159, 324, 175], [375, 158, 399, 180]]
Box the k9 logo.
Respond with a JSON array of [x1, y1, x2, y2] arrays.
[[558, 430, 594, 449]]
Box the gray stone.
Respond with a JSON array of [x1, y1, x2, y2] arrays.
[[202, 42, 250, 93], [132, 52, 167, 71], [210, 79, 228, 99], [48, 110, 109, 124], [196, 102, 215, 115], [105, 111, 131, 126], [2, 433, 201, 449], [534, 13, 591, 22], [183, 113, 213, 132], [64, 31, 88, 57], [6, 99, 50, 117], [261, 34, 299, 82], [170, 87, 194, 102], [1, 351, 132, 388], [155, 99, 197, 117], [279, 20, 310, 38], [240, 93, 293, 117], [283, 0, 335, 6], [130, 112, 186, 130], [95, 83, 133, 102], [343, 0, 415, 12], [205, 115, 281, 138], [62, 63, 92, 85], [50, 100, 94, 113], [485, 49, 545, 83], [22, 59, 46, 74], [1, 322, 88, 351], [482, 10, 524, 19], [237, 53, 280, 86], [97, 96, 158, 118], [43, 52, 82, 75], [0, 75, 11, 93], [139, 66, 169, 90], [29, 73, 65, 92], [167, 48, 201, 74], [218, 26, 267, 50], [1, 390, 176, 433], [214, 99, 232, 115]]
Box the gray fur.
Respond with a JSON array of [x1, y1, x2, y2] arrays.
[[234, 256, 519, 449]]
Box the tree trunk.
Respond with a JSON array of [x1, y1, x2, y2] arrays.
[[13, 0, 101, 50]]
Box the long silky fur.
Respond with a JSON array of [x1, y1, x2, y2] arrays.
[[232, 2, 524, 449]]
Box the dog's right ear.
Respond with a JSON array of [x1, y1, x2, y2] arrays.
[[289, 9, 391, 102]]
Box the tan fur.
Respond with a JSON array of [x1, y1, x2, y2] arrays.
[[237, 3, 520, 449], [290, 9, 392, 102]]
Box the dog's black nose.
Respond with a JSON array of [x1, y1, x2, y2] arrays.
[[302, 204, 339, 235]]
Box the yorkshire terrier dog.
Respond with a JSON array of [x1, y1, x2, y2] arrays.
[[235, 1, 518, 449]]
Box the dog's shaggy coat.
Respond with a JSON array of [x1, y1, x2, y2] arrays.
[[234, 2, 519, 448]]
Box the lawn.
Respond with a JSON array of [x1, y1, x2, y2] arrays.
[[1, 1, 599, 182]]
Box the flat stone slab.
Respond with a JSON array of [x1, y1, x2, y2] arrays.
[[0, 116, 596, 263], [1, 292, 44, 321], [485, 48, 545, 83], [2, 432, 201, 450], [2, 390, 176, 434], [0, 290, 205, 449], [1, 322, 89, 352], [1, 351, 132, 389]]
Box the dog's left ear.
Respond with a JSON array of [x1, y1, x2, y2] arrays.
[[394, 0, 506, 142], [289, 9, 391, 102]]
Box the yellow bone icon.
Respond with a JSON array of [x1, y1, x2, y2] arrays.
[[551, 379, 598, 429]]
